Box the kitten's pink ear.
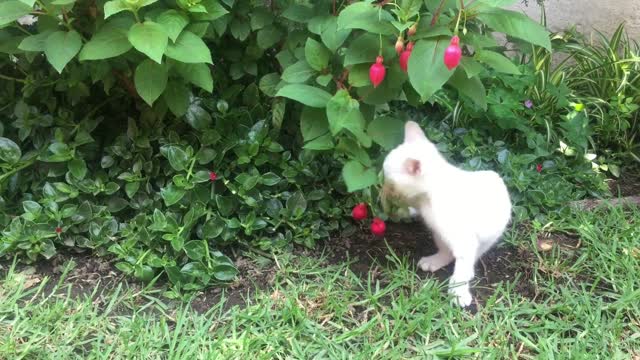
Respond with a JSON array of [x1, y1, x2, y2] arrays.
[[404, 158, 421, 176], [404, 121, 427, 143]]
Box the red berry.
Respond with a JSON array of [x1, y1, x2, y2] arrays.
[[399, 42, 413, 73], [395, 36, 404, 55], [351, 203, 368, 221], [370, 217, 386, 237], [209, 171, 218, 181], [407, 23, 417, 36], [55, 227, 62, 234], [536, 164, 543, 173], [443, 36, 462, 70], [369, 56, 386, 88]]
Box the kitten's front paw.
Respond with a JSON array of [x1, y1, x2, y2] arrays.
[[449, 286, 473, 307], [417, 253, 452, 272]]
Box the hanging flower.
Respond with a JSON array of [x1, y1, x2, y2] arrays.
[[209, 171, 218, 181], [536, 164, 543, 173]]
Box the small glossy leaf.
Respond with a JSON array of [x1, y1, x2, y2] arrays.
[[0, 137, 21, 164]]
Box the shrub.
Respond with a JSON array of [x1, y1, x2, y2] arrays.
[[0, 0, 608, 289]]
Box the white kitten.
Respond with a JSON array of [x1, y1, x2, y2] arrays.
[[382, 121, 512, 307]]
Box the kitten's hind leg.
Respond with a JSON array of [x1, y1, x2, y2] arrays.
[[417, 233, 454, 272], [448, 236, 478, 307]]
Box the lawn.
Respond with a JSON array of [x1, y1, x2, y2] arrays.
[[1, 203, 638, 359]]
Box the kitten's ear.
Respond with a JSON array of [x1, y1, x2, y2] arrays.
[[404, 121, 427, 143], [404, 158, 421, 176]]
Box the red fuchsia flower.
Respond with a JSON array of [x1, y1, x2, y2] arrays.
[[443, 36, 462, 71], [369, 56, 386, 88], [351, 203, 368, 221], [370, 217, 386, 237], [536, 164, 543, 173], [209, 171, 218, 181], [55, 227, 62, 234], [524, 99, 533, 109], [399, 42, 414, 73]]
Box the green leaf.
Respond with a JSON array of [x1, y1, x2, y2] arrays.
[[175, 62, 213, 92], [79, 20, 132, 60], [474, 50, 520, 75], [68, 158, 87, 179], [134, 59, 168, 106], [125, 182, 140, 198], [260, 172, 281, 186], [282, 4, 313, 22], [342, 160, 378, 192], [320, 17, 350, 52], [477, 0, 518, 6], [103, 0, 129, 19], [305, 38, 330, 71], [202, 217, 224, 238], [18, 31, 54, 52], [326, 90, 371, 147], [165, 31, 212, 64], [128, 21, 168, 64], [192, 0, 228, 21], [281, 60, 315, 83], [367, 116, 404, 150], [164, 80, 190, 117], [184, 240, 206, 261], [0, 1, 33, 26], [166, 145, 189, 171], [230, 18, 250, 41], [477, 8, 551, 50], [256, 25, 282, 49], [157, 9, 189, 42], [300, 107, 333, 150], [250, 7, 273, 30], [276, 84, 331, 108], [212, 264, 237, 281], [258, 73, 281, 97], [344, 33, 394, 66], [185, 100, 212, 130], [161, 183, 186, 206], [0, 137, 22, 164], [286, 191, 307, 218], [408, 38, 454, 102], [337, 2, 395, 35], [460, 57, 485, 78], [448, 68, 487, 110], [44, 31, 83, 73]]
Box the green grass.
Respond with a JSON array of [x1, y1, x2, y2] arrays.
[[0, 205, 639, 359]]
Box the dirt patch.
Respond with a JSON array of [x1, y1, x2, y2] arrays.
[[608, 170, 640, 198]]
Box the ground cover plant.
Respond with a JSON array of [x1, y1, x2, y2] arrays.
[[0, 203, 638, 358]]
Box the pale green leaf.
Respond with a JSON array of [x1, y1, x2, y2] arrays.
[[165, 31, 212, 64], [276, 84, 331, 108], [134, 59, 168, 106], [44, 30, 83, 73], [128, 21, 168, 64]]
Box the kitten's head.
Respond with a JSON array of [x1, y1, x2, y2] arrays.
[[381, 121, 440, 204]]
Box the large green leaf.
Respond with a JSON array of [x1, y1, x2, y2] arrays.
[[192, 0, 229, 21], [337, 2, 395, 35], [165, 31, 212, 64], [342, 160, 378, 192], [367, 116, 404, 150], [0, 1, 33, 26], [79, 20, 132, 60], [174, 62, 213, 92], [128, 21, 168, 64], [256, 25, 282, 49], [18, 30, 54, 52], [300, 107, 333, 150], [134, 59, 168, 106], [474, 50, 521, 75], [477, 8, 551, 50], [276, 84, 331, 108], [326, 90, 371, 147], [408, 38, 454, 102], [305, 38, 330, 71], [344, 33, 394, 66], [103, 0, 129, 19], [448, 68, 487, 110], [164, 80, 190, 116], [44, 31, 83, 73], [320, 16, 350, 53], [157, 9, 189, 42], [281, 60, 315, 83]]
